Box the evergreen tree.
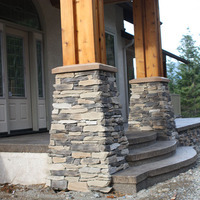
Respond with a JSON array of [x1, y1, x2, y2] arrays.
[[167, 59, 179, 94], [167, 30, 200, 117]]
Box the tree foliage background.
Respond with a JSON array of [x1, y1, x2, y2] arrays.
[[167, 30, 200, 117]]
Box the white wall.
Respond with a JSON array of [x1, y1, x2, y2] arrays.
[[34, 0, 63, 129], [104, 5, 129, 123], [0, 153, 50, 185]]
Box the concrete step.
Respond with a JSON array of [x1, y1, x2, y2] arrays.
[[126, 140, 178, 166], [112, 146, 197, 194], [126, 131, 157, 149]]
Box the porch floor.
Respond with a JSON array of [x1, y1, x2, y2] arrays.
[[0, 118, 199, 153], [0, 132, 49, 153]]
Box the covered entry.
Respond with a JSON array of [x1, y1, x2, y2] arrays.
[[0, 0, 47, 134]]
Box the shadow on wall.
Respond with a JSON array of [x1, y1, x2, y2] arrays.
[[0, 153, 50, 185], [0, 153, 11, 184]]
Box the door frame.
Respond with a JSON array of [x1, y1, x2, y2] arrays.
[[0, 21, 47, 134], [6, 27, 32, 131]]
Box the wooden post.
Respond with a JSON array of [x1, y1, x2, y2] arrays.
[[60, 0, 106, 66], [60, 0, 77, 65], [133, 0, 146, 78], [133, 0, 163, 78]]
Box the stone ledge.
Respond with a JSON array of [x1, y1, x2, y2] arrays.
[[52, 63, 117, 74], [129, 77, 170, 84], [176, 123, 200, 132]]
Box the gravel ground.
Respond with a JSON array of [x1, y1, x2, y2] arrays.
[[0, 151, 200, 200]]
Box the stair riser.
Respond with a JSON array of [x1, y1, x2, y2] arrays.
[[127, 142, 178, 163], [127, 150, 176, 167], [126, 132, 157, 147], [112, 163, 196, 194], [128, 140, 156, 150]]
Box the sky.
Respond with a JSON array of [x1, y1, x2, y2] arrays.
[[159, 0, 200, 55], [124, 0, 200, 56]]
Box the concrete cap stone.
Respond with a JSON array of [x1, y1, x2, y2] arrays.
[[52, 63, 118, 74], [129, 77, 170, 84]]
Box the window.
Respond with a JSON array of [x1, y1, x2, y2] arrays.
[[0, 33, 2, 96], [105, 32, 115, 66], [0, 0, 41, 30], [36, 40, 44, 98], [7, 35, 25, 97]]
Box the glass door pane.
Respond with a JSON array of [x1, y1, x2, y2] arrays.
[[7, 35, 25, 97], [36, 40, 44, 98]]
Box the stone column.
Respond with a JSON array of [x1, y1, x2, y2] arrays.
[[48, 63, 129, 193], [128, 77, 177, 140]]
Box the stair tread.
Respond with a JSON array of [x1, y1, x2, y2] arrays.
[[128, 140, 177, 157], [126, 131, 157, 145], [126, 131, 156, 139], [112, 146, 197, 184]]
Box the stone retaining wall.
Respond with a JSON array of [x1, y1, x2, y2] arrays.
[[177, 123, 200, 152], [48, 63, 129, 193], [128, 77, 177, 140]]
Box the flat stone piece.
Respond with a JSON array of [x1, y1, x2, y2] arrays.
[[52, 63, 118, 74], [68, 182, 90, 192], [129, 77, 170, 84], [51, 180, 68, 190], [72, 152, 91, 158]]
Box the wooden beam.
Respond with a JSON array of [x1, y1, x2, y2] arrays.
[[60, 0, 107, 65], [51, 0, 130, 9], [133, 0, 146, 78], [162, 53, 167, 78], [76, 0, 97, 63], [98, 0, 107, 64], [104, 0, 130, 4], [60, 0, 77, 65], [156, 0, 164, 76], [144, 0, 163, 77], [133, 0, 163, 78]]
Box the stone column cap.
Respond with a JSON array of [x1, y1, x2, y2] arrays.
[[52, 63, 117, 74], [129, 77, 170, 84]]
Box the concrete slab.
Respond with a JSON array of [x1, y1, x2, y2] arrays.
[[112, 146, 197, 186], [0, 133, 50, 153], [127, 140, 177, 162], [175, 118, 200, 129]]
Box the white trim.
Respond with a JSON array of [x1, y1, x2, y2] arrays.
[[105, 29, 120, 92]]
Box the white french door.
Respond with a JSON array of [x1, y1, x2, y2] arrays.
[[0, 24, 47, 134], [6, 28, 32, 131]]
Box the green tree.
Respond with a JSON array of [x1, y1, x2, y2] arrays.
[[167, 59, 179, 94], [167, 30, 200, 117]]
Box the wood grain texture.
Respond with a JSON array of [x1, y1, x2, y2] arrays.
[[99, 0, 107, 64], [144, 0, 163, 77], [133, 0, 146, 78], [60, 0, 77, 65], [133, 0, 163, 78], [76, 0, 96, 64]]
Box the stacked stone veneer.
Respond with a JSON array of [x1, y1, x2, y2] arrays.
[[49, 63, 129, 193], [128, 77, 177, 140], [177, 123, 200, 152]]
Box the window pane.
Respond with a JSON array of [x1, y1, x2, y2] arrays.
[[7, 35, 25, 97], [36, 40, 44, 98], [0, 33, 2, 96], [0, 0, 41, 30], [105, 33, 115, 66]]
